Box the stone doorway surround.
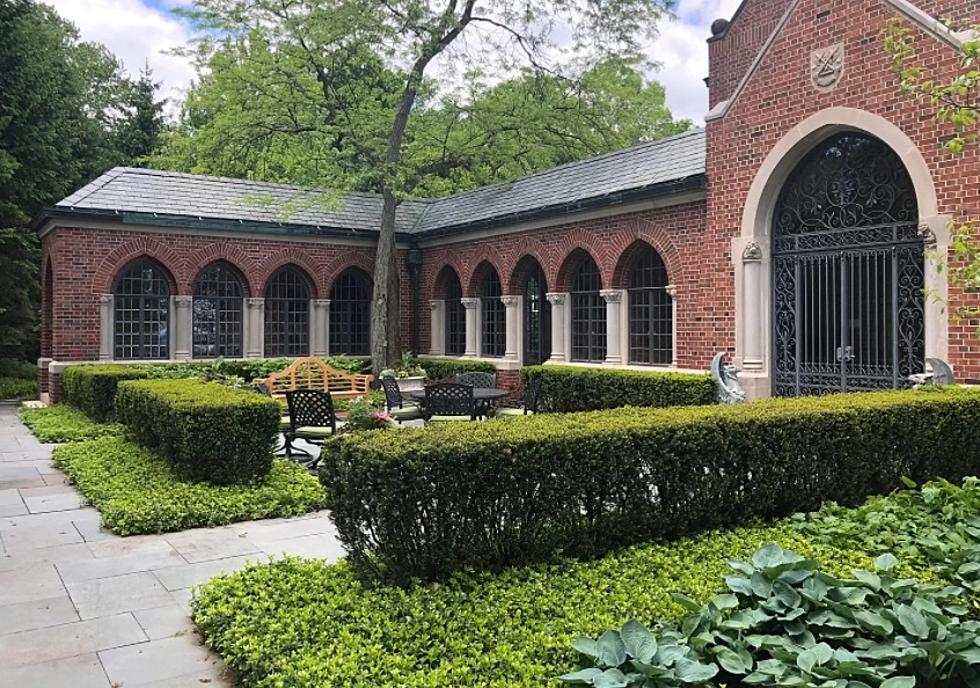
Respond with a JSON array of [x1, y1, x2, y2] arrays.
[[731, 107, 951, 399]]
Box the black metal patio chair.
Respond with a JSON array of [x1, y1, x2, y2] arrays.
[[456, 371, 497, 388], [380, 376, 423, 423], [284, 389, 338, 468], [422, 383, 476, 423], [495, 375, 544, 418]]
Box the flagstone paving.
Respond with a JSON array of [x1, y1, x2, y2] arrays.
[[0, 402, 344, 687]]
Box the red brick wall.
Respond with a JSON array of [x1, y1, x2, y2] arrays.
[[39, 227, 418, 363], [707, 0, 792, 109], [420, 201, 713, 370], [705, 0, 980, 383]]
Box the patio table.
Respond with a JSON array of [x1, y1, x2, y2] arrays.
[[405, 387, 510, 402]]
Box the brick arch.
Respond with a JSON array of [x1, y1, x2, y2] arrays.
[[554, 245, 604, 293], [503, 236, 553, 293], [464, 257, 505, 298], [255, 249, 324, 299], [324, 252, 377, 296], [609, 222, 682, 289], [94, 237, 185, 294], [508, 254, 550, 295], [185, 244, 256, 297], [432, 264, 464, 300], [549, 229, 609, 290]]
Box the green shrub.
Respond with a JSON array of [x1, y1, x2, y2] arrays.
[[416, 357, 496, 381], [0, 376, 36, 400], [115, 379, 280, 484], [192, 522, 924, 688], [63, 364, 150, 420], [521, 365, 716, 412], [54, 436, 327, 535], [20, 404, 124, 443], [321, 387, 980, 583], [0, 358, 35, 378], [794, 477, 980, 599], [562, 544, 980, 687]]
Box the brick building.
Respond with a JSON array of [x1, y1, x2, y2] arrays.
[[35, 0, 979, 400]]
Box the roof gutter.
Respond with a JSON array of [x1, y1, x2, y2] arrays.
[[412, 175, 707, 240]]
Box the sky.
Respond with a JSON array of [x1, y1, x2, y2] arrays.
[[45, 0, 744, 123]]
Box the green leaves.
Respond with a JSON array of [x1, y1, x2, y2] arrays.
[[562, 541, 980, 688]]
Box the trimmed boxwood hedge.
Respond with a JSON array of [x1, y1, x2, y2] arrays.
[[520, 365, 716, 412], [321, 387, 980, 583], [63, 364, 149, 421], [115, 379, 280, 484], [416, 357, 496, 381]]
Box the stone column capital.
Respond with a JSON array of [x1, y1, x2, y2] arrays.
[[246, 297, 265, 309], [174, 295, 194, 307], [461, 297, 481, 309], [500, 295, 520, 308], [600, 289, 623, 304], [99, 293, 113, 305], [429, 299, 444, 311], [742, 242, 763, 262], [665, 284, 678, 298], [312, 298, 331, 308], [546, 292, 567, 306]]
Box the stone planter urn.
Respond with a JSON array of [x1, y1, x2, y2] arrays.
[[396, 376, 426, 394]]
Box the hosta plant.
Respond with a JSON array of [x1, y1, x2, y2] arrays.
[[561, 544, 980, 687]]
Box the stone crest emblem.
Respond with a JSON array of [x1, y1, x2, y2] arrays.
[[810, 42, 844, 92]]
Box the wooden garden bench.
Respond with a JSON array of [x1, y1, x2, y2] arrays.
[[252, 356, 373, 400]]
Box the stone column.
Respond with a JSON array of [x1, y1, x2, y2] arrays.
[[741, 242, 764, 371], [311, 299, 330, 356], [600, 290, 624, 365], [429, 300, 445, 356], [246, 298, 265, 359], [501, 295, 521, 362], [665, 285, 679, 367], [545, 293, 568, 364], [461, 297, 481, 357], [174, 296, 193, 361], [98, 294, 114, 361]]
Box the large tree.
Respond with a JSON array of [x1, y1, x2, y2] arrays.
[[175, 0, 679, 372]]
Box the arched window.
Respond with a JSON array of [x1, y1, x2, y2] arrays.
[[193, 263, 244, 359], [329, 269, 372, 356], [628, 246, 672, 365], [444, 272, 466, 356], [264, 266, 311, 357], [113, 258, 171, 360], [481, 268, 505, 357], [522, 262, 550, 365], [570, 255, 605, 362]]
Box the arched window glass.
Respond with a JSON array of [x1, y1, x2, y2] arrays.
[[523, 263, 550, 365], [570, 255, 605, 362], [114, 259, 170, 360], [627, 246, 672, 365], [444, 273, 466, 356], [480, 268, 505, 357], [329, 269, 372, 356], [264, 266, 311, 357], [193, 263, 244, 358]]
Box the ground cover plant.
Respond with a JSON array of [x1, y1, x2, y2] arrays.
[[115, 379, 280, 484], [19, 404, 124, 443], [322, 387, 980, 583], [562, 545, 980, 687], [54, 436, 327, 535], [193, 524, 899, 688]]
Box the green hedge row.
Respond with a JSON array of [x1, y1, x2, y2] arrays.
[[0, 376, 37, 400], [321, 387, 980, 583], [416, 357, 496, 381], [63, 364, 149, 421], [520, 365, 716, 412], [115, 379, 280, 484]]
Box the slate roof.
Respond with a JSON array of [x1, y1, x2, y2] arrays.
[[46, 128, 706, 236]]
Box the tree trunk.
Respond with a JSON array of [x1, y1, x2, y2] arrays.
[[371, 189, 401, 374]]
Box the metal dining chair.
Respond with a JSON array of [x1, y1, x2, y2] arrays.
[[423, 383, 476, 423], [456, 371, 497, 389], [495, 376, 544, 418], [380, 376, 423, 423], [284, 389, 339, 467]]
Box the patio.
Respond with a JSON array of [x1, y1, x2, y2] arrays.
[[0, 402, 342, 688]]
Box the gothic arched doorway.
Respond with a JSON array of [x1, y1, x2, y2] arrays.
[[771, 132, 925, 396]]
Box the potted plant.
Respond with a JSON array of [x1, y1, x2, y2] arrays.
[[379, 352, 427, 393]]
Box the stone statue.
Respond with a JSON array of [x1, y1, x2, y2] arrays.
[[711, 352, 747, 404], [909, 358, 955, 387]]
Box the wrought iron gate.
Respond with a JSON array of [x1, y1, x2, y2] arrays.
[[771, 133, 925, 397]]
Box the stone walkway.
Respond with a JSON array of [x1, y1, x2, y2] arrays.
[[0, 402, 345, 688]]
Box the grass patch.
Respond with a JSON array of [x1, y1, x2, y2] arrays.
[[0, 376, 36, 400], [54, 436, 327, 535], [192, 523, 931, 688], [20, 404, 124, 443]]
